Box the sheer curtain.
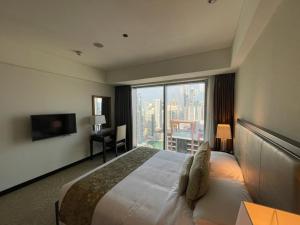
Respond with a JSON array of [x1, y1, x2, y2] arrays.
[[204, 76, 215, 148]]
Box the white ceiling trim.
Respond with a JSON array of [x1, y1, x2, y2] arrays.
[[119, 68, 236, 86], [106, 48, 231, 84]]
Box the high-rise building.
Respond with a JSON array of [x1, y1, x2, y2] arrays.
[[136, 93, 144, 144], [154, 99, 161, 129]]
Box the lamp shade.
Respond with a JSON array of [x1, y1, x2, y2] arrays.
[[90, 115, 106, 125], [216, 124, 232, 140], [235, 201, 300, 225]]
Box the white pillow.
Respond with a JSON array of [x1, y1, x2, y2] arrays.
[[193, 178, 252, 225], [210, 151, 244, 183]]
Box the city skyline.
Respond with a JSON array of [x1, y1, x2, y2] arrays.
[[134, 83, 206, 152]]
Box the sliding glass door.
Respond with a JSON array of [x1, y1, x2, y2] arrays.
[[132, 81, 206, 152], [165, 83, 206, 154], [132, 86, 164, 149]]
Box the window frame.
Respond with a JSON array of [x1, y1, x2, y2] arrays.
[[132, 79, 208, 150]]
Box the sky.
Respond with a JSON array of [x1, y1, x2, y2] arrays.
[[135, 83, 205, 105]]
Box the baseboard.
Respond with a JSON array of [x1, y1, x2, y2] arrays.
[[0, 152, 103, 197]]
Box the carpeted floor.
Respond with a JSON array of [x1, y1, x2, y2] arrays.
[[0, 152, 116, 225]]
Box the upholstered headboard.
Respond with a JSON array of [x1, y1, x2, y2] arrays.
[[234, 119, 300, 214]]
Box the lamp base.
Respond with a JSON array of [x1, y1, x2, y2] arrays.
[[220, 139, 227, 151], [93, 124, 102, 134]]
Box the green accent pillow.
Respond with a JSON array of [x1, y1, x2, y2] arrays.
[[178, 156, 194, 195], [186, 142, 211, 208]]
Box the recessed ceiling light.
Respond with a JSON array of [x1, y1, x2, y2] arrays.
[[73, 50, 82, 56], [93, 42, 104, 48], [208, 0, 217, 4], [122, 33, 128, 38]]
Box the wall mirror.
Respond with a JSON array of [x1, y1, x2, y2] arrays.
[[92, 95, 111, 128]]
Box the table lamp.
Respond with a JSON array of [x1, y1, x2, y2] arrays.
[[90, 115, 106, 133], [216, 124, 232, 151], [235, 201, 300, 225]]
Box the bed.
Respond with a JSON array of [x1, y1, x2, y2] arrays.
[[56, 119, 300, 225]]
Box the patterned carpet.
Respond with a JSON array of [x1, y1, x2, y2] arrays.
[[0, 152, 116, 225]]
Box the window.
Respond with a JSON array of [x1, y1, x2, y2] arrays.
[[166, 83, 205, 154], [132, 81, 206, 153], [132, 86, 164, 149]]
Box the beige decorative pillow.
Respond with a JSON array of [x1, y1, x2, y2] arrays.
[[178, 156, 194, 195], [198, 141, 209, 152], [186, 142, 211, 208]]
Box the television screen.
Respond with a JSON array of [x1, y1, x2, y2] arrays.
[[31, 113, 77, 141]]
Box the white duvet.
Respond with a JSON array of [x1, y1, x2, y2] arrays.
[[59, 150, 194, 225]]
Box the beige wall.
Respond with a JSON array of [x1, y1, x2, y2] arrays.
[[235, 0, 300, 141], [0, 62, 114, 191]]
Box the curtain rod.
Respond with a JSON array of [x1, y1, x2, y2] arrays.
[[131, 76, 209, 88]]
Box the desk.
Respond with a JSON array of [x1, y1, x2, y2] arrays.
[[90, 128, 115, 162]]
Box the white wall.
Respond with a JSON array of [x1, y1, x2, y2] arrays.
[[231, 0, 283, 67], [0, 38, 106, 83], [0, 62, 114, 191], [235, 0, 300, 142], [106, 48, 231, 84]]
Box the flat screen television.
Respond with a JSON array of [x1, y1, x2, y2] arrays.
[[31, 113, 77, 141]]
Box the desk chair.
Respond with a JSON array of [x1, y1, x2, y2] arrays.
[[115, 124, 127, 156]]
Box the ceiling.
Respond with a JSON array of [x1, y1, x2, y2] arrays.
[[0, 0, 243, 71]]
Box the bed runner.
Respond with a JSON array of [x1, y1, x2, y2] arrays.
[[59, 147, 159, 225]]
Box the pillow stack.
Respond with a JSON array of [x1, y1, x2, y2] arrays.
[[178, 155, 194, 195], [183, 142, 211, 208], [192, 152, 252, 225]]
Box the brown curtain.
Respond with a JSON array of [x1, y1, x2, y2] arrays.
[[213, 73, 235, 152], [115, 86, 133, 150]]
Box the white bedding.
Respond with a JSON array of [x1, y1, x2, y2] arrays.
[[210, 151, 244, 182], [59, 150, 247, 225], [91, 150, 193, 225], [59, 149, 194, 225]]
